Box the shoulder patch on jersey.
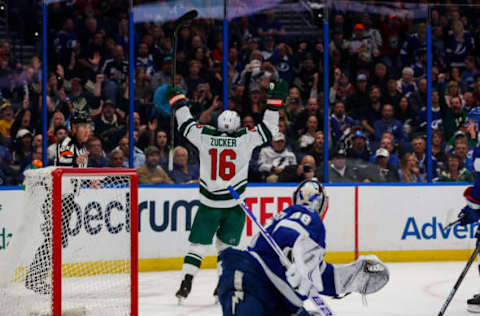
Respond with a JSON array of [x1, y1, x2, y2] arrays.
[[201, 125, 223, 136], [232, 128, 248, 138], [196, 124, 203, 129]]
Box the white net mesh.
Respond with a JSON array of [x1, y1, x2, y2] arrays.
[[0, 167, 135, 316]]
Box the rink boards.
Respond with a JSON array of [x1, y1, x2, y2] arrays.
[[0, 184, 476, 271]]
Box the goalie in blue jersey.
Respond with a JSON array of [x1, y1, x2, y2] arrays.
[[217, 179, 390, 316], [455, 107, 480, 313]]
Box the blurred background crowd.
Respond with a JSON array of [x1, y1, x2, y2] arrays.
[[0, 0, 479, 185]]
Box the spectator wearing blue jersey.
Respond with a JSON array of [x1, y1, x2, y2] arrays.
[[373, 104, 405, 143], [446, 21, 475, 69], [135, 42, 157, 77], [53, 18, 78, 67], [461, 56, 480, 92], [396, 67, 417, 96], [411, 49, 426, 80], [115, 136, 145, 169], [394, 96, 416, 138], [400, 23, 427, 68], [268, 42, 293, 84], [330, 101, 354, 146], [453, 140, 474, 173], [464, 92, 478, 113], [407, 79, 427, 115], [418, 90, 443, 132]]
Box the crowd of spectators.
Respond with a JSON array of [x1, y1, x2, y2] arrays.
[[0, 0, 479, 185]]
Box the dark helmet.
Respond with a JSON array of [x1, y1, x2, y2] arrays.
[[70, 111, 92, 125]]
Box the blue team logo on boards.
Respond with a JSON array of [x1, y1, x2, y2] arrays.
[[401, 217, 479, 240]]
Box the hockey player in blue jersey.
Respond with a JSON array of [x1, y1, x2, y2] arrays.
[[218, 179, 390, 315], [456, 107, 480, 313]]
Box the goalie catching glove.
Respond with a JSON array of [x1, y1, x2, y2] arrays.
[[334, 255, 389, 295], [166, 85, 188, 109], [286, 235, 389, 297], [266, 79, 288, 110]]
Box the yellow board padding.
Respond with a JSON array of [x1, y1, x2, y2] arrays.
[[360, 249, 478, 263], [12, 260, 131, 281], [62, 260, 130, 277], [138, 249, 478, 272], [139, 256, 218, 272]]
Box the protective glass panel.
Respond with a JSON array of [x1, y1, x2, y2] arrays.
[[325, 0, 428, 183], [429, 3, 480, 183]]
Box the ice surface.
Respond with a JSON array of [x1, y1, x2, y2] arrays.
[[139, 261, 480, 316]]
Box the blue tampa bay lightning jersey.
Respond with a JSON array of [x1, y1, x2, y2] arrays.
[[246, 204, 336, 313], [471, 146, 480, 200]]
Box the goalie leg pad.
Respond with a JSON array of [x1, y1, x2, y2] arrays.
[[220, 289, 265, 316], [333, 255, 389, 295]]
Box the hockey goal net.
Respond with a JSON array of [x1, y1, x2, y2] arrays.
[[0, 167, 138, 316]]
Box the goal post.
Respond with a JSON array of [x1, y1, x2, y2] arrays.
[[0, 167, 138, 316]]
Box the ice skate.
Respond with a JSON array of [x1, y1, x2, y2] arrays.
[[175, 274, 193, 304], [467, 294, 480, 313]]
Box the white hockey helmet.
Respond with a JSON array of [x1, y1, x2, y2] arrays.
[[293, 179, 329, 219], [217, 110, 241, 134]]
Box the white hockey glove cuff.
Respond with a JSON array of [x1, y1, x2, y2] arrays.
[[333, 255, 389, 295]]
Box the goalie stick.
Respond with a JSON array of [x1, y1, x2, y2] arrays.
[[168, 10, 198, 171], [438, 224, 480, 316], [227, 185, 335, 316]]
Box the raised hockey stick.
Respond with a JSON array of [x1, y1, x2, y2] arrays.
[[168, 10, 198, 171], [227, 185, 335, 316], [438, 225, 480, 316]]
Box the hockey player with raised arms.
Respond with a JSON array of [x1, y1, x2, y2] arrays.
[[167, 80, 287, 301], [217, 179, 390, 315], [455, 107, 480, 312]]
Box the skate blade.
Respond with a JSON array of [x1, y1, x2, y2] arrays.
[[177, 296, 185, 305], [468, 305, 480, 313]]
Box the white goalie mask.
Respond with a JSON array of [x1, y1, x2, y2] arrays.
[[293, 179, 329, 219], [217, 110, 241, 134]]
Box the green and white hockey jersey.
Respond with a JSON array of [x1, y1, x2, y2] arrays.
[[175, 106, 279, 208]]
